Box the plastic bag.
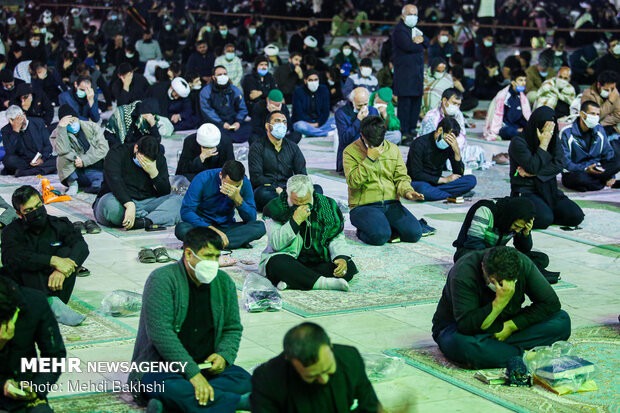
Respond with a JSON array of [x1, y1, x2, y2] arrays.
[[362, 353, 408, 382], [170, 175, 191, 195], [100, 290, 142, 317], [242, 273, 282, 313], [234, 146, 249, 161], [523, 341, 598, 395]]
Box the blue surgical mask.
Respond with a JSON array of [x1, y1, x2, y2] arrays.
[[68, 120, 80, 134], [271, 122, 287, 139], [76, 89, 87, 99], [133, 157, 142, 168], [225, 52, 235, 61], [435, 133, 449, 150], [539, 71, 548, 78], [515, 84, 526, 93], [249, 28, 256, 36], [257, 68, 269, 76], [404, 14, 418, 28]]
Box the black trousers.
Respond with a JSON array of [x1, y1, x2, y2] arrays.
[[9, 270, 77, 304], [2, 155, 57, 177], [398, 95, 422, 136], [265, 254, 357, 290], [521, 193, 584, 230], [253, 184, 323, 213], [434, 310, 571, 369], [561, 149, 620, 192], [454, 247, 549, 271]]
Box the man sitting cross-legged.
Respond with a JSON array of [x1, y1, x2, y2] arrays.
[[93, 135, 182, 230], [432, 246, 571, 369], [128, 227, 252, 413], [251, 322, 381, 413], [408, 116, 477, 202], [260, 175, 357, 291], [176, 160, 266, 249], [1, 185, 89, 325]]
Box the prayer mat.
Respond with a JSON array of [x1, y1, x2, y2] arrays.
[[48, 195, 176, 239], [224, 235, 463, 317], [49, 391, 144, 413], [59, 298, 136, 349], [385, 325, 620, 413]]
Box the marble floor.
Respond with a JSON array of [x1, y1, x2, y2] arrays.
[[2, 126, 618, 413]]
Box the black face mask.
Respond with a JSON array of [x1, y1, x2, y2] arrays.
[[24, 205, 48, 230]]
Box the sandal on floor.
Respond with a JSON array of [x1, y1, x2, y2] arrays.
[[153, 247, 173, 263], [73, 221, 87, 235], [219, 255, 237, 267], [145, 224, 167, 232], [76, 266, 91, 277], [84, 220, 101, 234], [138, 248, 157, 263]]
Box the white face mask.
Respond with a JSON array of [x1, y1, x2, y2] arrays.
[[554, 50, 563, 57], [307, 80, 319, 92], [613, 44, 620, 55], [404, 14, 418, 28], [189, 250, 219, 284], [445, 103, 458, 116], [327, 79, 335, 86], [582, 112, 600, 129], [216, 74, 229, 85], [439, 35, 449, 44], [555, 78, 569, 89], [488, 281, 497, 292], [600, 89, 610, 99], [343, 48, 352, 56], [360, 67, 372, 77]]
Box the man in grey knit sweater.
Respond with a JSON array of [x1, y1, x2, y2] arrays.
[[128, 227, 251, 412]]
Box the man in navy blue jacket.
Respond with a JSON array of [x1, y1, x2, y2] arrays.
[[292, 70, 334, 137], [392, 4, 429, 139], [560, 100, 620, 191], [1, 106, 57, 177], [200, 66, 251, 143], [334, 87, 379, 173], [176, 160, 266, 248], [58, 75, 100, 123]]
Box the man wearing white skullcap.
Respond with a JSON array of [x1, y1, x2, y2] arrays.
[[145, 76, 199, 130], [176, 123, 235, 181]]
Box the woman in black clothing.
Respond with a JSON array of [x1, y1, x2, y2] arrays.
[[508, 106, 584, 230]]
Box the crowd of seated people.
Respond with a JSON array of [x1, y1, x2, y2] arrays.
[[1, 2, 619, 412]]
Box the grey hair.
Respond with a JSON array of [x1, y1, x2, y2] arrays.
[[349, 86, 370, 102], [6, 105, 24, 120], [286, 174, 314, 198], [402, 4, 416, 15]]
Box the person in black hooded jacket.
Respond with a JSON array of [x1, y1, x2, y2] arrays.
[[508, 106, 584, 229], [453, 197, 560, 283], [241, 56, 278, 113], [0, 278, 66, 413]]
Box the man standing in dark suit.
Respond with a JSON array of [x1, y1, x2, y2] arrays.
[[392, 4, 429, 143], [251, 323, 381, 412]]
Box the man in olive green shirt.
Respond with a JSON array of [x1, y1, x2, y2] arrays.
[[343, 115, 426, 246]]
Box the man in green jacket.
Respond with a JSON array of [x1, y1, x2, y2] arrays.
[[128, 227, 251, 412], [370, 87, 401, 144], [432, 246, 571, 369]]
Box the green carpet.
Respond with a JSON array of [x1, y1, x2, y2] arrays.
[[385, 325, 620, 413], [59, 298, 136, 349], [222, 233, 575, 318]]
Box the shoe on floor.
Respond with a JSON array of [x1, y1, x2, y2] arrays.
[[73, 221, 87, 235], [492, 153, 509, 165], [419, 218, 437, 237], [76, 267, 91, 277]]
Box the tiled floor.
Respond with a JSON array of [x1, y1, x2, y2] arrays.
[[2, 126, 618, 412]]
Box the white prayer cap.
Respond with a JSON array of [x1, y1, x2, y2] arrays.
[[264, 44, 279, 56], [171, 77, 190, 98], [7, 17, 16, 25], [43, 10, 52, 17], [304, 35, 318, 48], [71, 8, 79, 14], [196, 123, 221, 148]]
